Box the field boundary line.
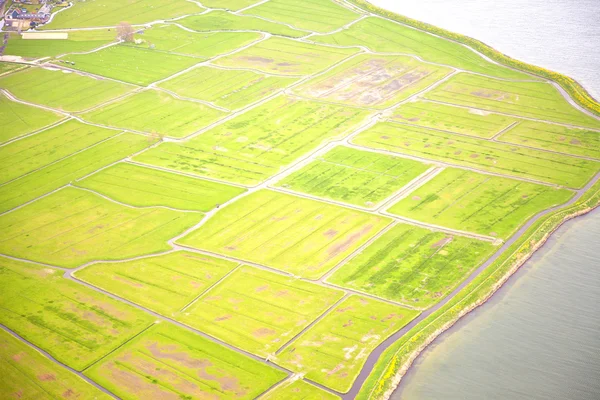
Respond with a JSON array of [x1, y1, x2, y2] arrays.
[[491, 120, 519, 140], [375, 166, 444, 212], [0, 116, 72, 148], [322, 281, 422, 310], [179, 263, 242, 312]]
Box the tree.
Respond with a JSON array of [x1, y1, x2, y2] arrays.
[[116, 22, 134, 42]]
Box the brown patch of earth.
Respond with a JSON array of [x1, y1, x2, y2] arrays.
[[412, 196, 421, 201], [326, 224, 374, 259], [336, 306, 353, 313], [37, 374, 56, 381], [215, 315, 231, 321], [253, 327, 276, 338], [470, 153, 479, 158], [114, 275, 144, 288], [570, 138, 582, 145], [241, 56, 273, 64], [343, 319, 353, 327], [431, 237, 452, 248], [11, 352, 24, 362], [323, 229, 338, 238], [62, 389, 75, 398], [255, 285, 269, 292], [454, 150, 462, 155]]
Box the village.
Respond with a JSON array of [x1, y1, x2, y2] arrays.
[[1, 0, 68, 31]]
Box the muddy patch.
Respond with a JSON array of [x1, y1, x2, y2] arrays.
[[214, 315, 231, 321], [253, 327, 276, 338], [241, 56, 273, 65], [323, 228, 338, 238], [431, 237, 453, 248], [570, 138, 582, 145], [37, 374, 56, 381]]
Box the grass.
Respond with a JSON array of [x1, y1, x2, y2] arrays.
[[214, 37, 359, 76], [0, 256, 154, 370], [387, 168, 574, 238], [294, 54, 451, 109], [0, 92, 64, 143], [75, 162, 245, 211], [177, 190, 390, 279], [0, 63, 25, 75], [391, 100, 519, 138], [201, 0, 262, 10], [134, 96, 371, 185], [353, 122, 600, 188], [4, 30, 117, 59], [424, 73, 600, 128], [178, 266, 344, 356], [0, 67, 134, 112], [328, 223, 496, 308], [274, 295, 419, 392], [75, 251, 238, 315], [277, 145, 430, 207], [81, 89, 227, 138], [158, 66, 298, 110], [0, 187, 201, 268], [262, 379, 340, 399]]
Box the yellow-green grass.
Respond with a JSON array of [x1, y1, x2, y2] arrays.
[[43, 0, 202, 29], [391, 100, 519, 139], [0, 256, 154, 370], [262, 379, 340, 400], [177, 190, 390, 279], [214, 37, 359, 76], [328, 223, 495, 308], [0, 92, 64, 143], [353, 122, 600, 188], [244, 0, 360, 33], [81, 90, 227, 138], [134, 96, 371, 185], [0, 187, 201, 268], [201, 0, 262, 10], [0, 328, 112, 400], [274, 295, 419, 392], [75, 163, 245, 211], [0, 67, 134, 112], [85, 322, 286, 400], [0, 120, 117, 184], [387, 168, 574, 238], [424, 73, 600, 128], [178, 266, 344, 356], [311, 17, 536, 81], [178, 10, 307, 38], [0, 132, 155, 213], [0, 62, 25, 75], [158, 66, 298, 110], [63, 45, 200, 86], [497, 120, 600, 159], [5, 30, 116, 59], [75, 251, 238, 316], [277, 145, 429, 207]]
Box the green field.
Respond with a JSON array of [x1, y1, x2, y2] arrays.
[[159, 66, 298, 110], [294, 54, 451, 108], [178, 190, 390, 278], [5, 30, 116, 59], [353, 122, 600, 188], [134, 96, 371, 185], [85, 322, 286, 400], [0, 67, 134, 111], [0, 92, 64, 143], [75, 251, 238, 315], [329, 223, 495, 308], [387, 168, 574, 238], [275, 295, 419, 392], [178, 266, 343, 356], [262, 379, 340, 400], [214, 37, 359, 76], [391, 100, 519, 138], [0, 62, 25, 75], [277, 146, 430, 207], [201, 0, 262, 10], [0, 187, 201, 268], [0, 256, 154, 370], [75, 162, 245, 211], [81, 89, 227, 137]]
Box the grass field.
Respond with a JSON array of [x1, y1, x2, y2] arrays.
[[4, 30, 116, 59], [201, 0, 262, 10], [178, 266, 344, 356], [75, 251, 238, 315], [0, 329, 112, 400], [0, 256, 154, 370], [391, 100, 519, 138], [81, 89, 227, 138], [262, 378, 340, 399], [85, 322, 286, 400], [387, 168, 574, 238], [159, 66, 298, 110], [134, 96, 371, 185], [0, 92, 64, 143], [274, 295, 419, 392], [353, 122, 600, 188], [0, 63, 25, 75], [424, 73, 600, 128], [497, 120, 600, 159], [277, 145, 430, 207], [214, 37, 359, 76], [294, 54, 452, 108], [177, 190, 390, 279], [328, 223, 495, 308], [75, 162, 245, 211], [0, 187, 201, 268], [0, 67, 134, 111]]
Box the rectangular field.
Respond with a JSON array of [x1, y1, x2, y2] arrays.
[[134, 96, 371, 185], [0, 92, 64, 143], [274, 295, 420, 392], [0, 187, 201, 268], [5, 30, 116, 59], [387, 168, 574, 238], [178, 266, 344, 356], [277, 145, 430, 207], [0, 256, 154, 370], [353, 122, 600, 188], [262, 379, 340, 400], [294, 54, 452, 108], [201, 0, 262, 10], [329, 223, 496, 308]]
